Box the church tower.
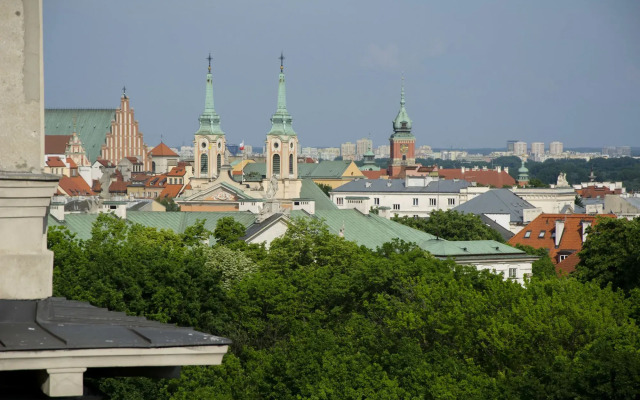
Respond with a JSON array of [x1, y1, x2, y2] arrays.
[[388, 77, 416, 177], [194, 54, 226, 179], [265, 53, 298, 181]]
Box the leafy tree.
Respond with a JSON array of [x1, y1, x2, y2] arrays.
[[576, 217, 640, 293], [214, 216, 246, 245], [316, 182, 332, 197], [575, 194, 585, 208], [528, 177, 550, 188], [158, 196, 180, 211], [393, 210, 505, 242], [514, 243, 557, 278]]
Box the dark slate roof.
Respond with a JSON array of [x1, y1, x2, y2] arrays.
[[453, 189, 535, 223], [45, 109, 116, 163], [332, 179, 470, 193], [0, 297, 230, 351], [242, 213, 286, 241], [479, 214, 515, 241]]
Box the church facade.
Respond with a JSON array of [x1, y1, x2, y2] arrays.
[[388, 79, 417, 177]]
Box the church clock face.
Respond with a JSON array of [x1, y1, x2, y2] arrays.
[[400, 144, 409, 154]]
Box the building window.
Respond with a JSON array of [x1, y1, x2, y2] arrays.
[[429, 198, 436, 206], [272, 154, 281, 176], [200, 154, 208, 174], [413, 198, 419, 206], [448, 198, 455, 206], [538, 230, 546, 238], [508, 268, 517, 278], [152, 161, 156, 172], [217, 154, 222, 172], [289, 154, 294, 174], [524, 230, 531, 238], [336, 197, 343, 205], [559, 254, 569, 262], [393, 204, 400, 210], [374, 198, 380, 205]]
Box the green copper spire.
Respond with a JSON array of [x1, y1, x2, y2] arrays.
[[392, 75, 413, 136], [268, 52, 295, 136], [196, 53, 224, 136]]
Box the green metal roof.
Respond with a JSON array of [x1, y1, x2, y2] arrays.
[[298, 179, 338, 210], [45, 109, 116, 163], [298, 161, 354, 179]]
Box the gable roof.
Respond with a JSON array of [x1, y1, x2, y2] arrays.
[[439, 168, 515, 187], [453, 189, 536, 223], [159, 184, 184, 199], [45, 109, 116, 163], [46, 156, 66, 168], [298, 160, 363, 179], [298, 179, 338, 210], [58, 176, 94, 196], [150, 142, 178, 157], [44, 135, 71, 154], [508, 213, 615, 265]]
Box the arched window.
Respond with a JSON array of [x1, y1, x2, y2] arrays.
[[272, 154, 280, 177], [402, 155, 407, 161], [217, 154, 222, 172], [152, 161, 156, 173], [200, 154, 208, 174], [289, 154, 294, 174]]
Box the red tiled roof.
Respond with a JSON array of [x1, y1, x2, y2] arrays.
[[95, 159, 115, 168], [439, 168, 516, 187], [45, 135, 71, 154], [508, 213, 615, 266], [167, 166, 186, 176], [46, 156, 66, 168], [556, 251, 581, 276], [66, 158, 78, 169], [150, 142, 179, 157], [125, 156, 142, 164], [159, 184, 183, 199], [109, 180, 128, 193], [362, 170, 387, 179], [145, 174, 167, 188], [92, 179, 102, 193], [58, 176, 94, 196], [577, 186, 622, 199]]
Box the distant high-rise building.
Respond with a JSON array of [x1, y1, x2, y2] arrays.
[[531, 142, 545, 156], [507, 140, 518, 153], [550, 141, 563, 155], [603, 146, 631, 158], [356, 137, 373, 159], [341, 142, 356, 160], [375, 145, 390, 159], [618, 146, 631, 157], [513, 141, 527, 156]]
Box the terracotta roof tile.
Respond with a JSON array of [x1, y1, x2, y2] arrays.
[[109, 180, 128, 193], [150, 142, 179, 157], [556, 251, 581, 276], [46, 156, 66, 167], [167, 166, 186, 176], [362, 170, 386, 179], [159, 184, 183, 199], [508, 213, 615, 265], [66, 158, 78, 169], [45, 135, 71, 154], [95, 159, 115, 168], [58, 176, 94, 196], [577, 186, 622, 198]]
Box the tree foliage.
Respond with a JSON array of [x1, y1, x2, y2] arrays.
[[214, 216, 246, 245], [316, 182, 332, 197], [576, 217, 640, 293], [49, 215, 640, 399], [393, 210, 505, 242]]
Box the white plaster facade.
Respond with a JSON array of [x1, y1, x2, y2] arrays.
[[511, 187, 576, 214]]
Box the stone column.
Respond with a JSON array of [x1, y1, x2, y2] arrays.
[[0, 0, 59, 299]]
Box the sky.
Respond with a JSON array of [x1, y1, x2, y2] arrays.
[[43, 1, 640, 150]]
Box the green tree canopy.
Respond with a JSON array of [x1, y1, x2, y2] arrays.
[[576, 217, 640, 293], [393, 210, 505, 242], [214, 216, 246, 245]]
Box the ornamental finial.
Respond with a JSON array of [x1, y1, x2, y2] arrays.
[[122, 85, 127, 99], [207, 53, 212, 73], [279, 52, 285, 71]]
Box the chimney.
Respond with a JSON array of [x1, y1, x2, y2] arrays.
[[582, 221, 592, 243], [504, 167, 509, 174], [555, 220, 565, 247], [496, 166, 502, 173], [461, 166, 465, 173]]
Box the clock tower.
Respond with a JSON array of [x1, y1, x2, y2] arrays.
[[388, 77, 416, 177]]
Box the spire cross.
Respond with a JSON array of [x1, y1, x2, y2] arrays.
[[279, 52, 285, 71], [207, 53, 212, 72]]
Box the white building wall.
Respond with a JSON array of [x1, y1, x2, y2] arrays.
[[331, 191, 465, 218]]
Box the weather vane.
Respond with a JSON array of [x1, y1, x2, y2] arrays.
[[279, 52, 285, 71], [207, 53, 212, 72]]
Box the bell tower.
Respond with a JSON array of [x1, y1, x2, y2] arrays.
[[265, 53, 298, 181], [388, 77, 416, 177], [194, 53, 226, 180]]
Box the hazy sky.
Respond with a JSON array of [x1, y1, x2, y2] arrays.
[[43, 1, 640, 150]]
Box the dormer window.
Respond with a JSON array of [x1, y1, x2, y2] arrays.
[[524, 230, 531, 238]]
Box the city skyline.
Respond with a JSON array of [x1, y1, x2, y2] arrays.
[[44, 1, 640, 149]]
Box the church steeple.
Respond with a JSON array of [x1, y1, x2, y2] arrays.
[[392, 76, 412, 135], [196, 53, 224, 136], [268, 52, 295, 136]]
